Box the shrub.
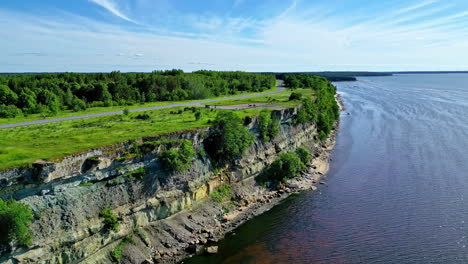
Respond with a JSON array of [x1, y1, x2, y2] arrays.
[[267, 152, 306, 182], [135, 113, 150, 120], [111, 235, 134, 263], [100, 208, 119, 232], [123, 167, 146, 180], [71, 97, 87, 112], [0, 104, 22, 118], [204, 111, 254, 165], [295, 147, 311, 165], [210, 185, 232, 203], [123, 109, 130, 116], [258, 110, 280, 143], [159, 140, 195, 172], [194, 110, 203, 121], [0, 199, 34, 252], [289, 92, 303, 101]]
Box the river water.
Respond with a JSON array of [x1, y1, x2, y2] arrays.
[[184, 74, 468, 264]]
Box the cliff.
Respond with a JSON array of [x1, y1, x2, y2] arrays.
[[0, 107, 338, 264]]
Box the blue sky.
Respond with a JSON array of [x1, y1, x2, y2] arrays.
[[1, 0, 468, 72]]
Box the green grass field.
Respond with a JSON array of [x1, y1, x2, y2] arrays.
[[0, 86, 278, 125], [204, 88, 314, 108], [0, 107, 266, 169], [0, 87, 310, 170]]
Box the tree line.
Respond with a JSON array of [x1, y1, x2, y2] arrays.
[[0, 70, 276, 118]]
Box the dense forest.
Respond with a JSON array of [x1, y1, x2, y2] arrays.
[[270, 71, 392, 82], [0, 70, 276, 118], [283, 73, 340, 139]]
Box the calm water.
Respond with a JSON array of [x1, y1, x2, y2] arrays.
[[185, 74, 468, 264]]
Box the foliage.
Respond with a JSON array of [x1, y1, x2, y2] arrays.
[[123, 109, 130, 116], [289, 91, 303, 101], [0, 199, 34, 252], [194, 110, 203, 121], [282, 73, 338, 140], [100, 208, 119, 233], [295, 147, 311, 165], [204, 111, 254, 165], [123, 167, 146, 180], [159, 139, 195, 172], [0, 71, 276, 118], [111, 235, 134, 263], [135, 113, 150, 120], [266, 152, 306, 183], [210, 185, 233, 203], [257, 110, 280, 143], [0, 106, 261, 170], [0, 104, 22, 118]]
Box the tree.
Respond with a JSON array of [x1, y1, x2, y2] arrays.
[[71, 96, 86, 112], [0, 85, 18, 105], [204, 111, 254, 165], [194, 110, 203, 121], [0, 104, 22, 118], [0, 199, 34, 252], [267, 152, 306, 182], [295, 147, 311, 165]]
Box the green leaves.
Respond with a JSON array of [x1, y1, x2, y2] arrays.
[[0, 199, 34, 251], [159, 139, 196, 172], [204, 111, 254, 165], [268, 152, 307, 183], [100, 208, 119, 233], [258, 110, 280, 143]]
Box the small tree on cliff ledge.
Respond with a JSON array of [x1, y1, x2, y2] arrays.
[[204, 111, 254, 166], [0, 199, 34, 253]]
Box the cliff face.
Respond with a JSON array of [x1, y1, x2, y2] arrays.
[[0, 107, 335, 264]]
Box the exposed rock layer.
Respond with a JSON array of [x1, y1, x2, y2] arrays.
[[0, 107, 338, 264]]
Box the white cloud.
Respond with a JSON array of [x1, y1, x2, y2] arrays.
[[1, 0, 468, 72], [88, 0, 136, 23]]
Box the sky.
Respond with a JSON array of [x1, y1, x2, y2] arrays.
[[1, 0, 468, 72]]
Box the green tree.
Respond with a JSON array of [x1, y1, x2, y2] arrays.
[[0, 104, 22, 118], [0, 85, 18, 105], [159, 140, 195, 172], [194, 110, 203, 121], [0, 199, 34, 252], [295, 147, 311, 165], [268, 152, 306, 182], [204, 111, 254, 165], [71, 96, 87, 112]]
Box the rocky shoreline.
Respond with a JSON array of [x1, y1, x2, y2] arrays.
[[112, 116, 341, 264], [0, 99, 342, 264]]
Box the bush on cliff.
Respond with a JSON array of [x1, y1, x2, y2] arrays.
[[0, 199, 34, 251], [258, 110, 280, 143], [100, 208, 119, 233], [295, 147, 312, 165], [258, 150, 307, 184], [159, 139, 195, 172], [204, 111, 254, 165]]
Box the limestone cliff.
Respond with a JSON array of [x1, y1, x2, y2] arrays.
[[0, 107, 336, 264]]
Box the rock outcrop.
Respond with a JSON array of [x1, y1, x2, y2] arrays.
[[0, 107, 338, 264]]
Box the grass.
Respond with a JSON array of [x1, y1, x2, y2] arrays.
[[0, 107, 264, 170], [0, 87, 311, 170], [203, 88, 314, 108], [0, 86, 278, 125]]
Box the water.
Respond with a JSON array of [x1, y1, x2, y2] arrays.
[[184, 74, 468, 264]]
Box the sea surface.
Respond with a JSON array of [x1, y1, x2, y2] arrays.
[[185, 74, 468, 264]]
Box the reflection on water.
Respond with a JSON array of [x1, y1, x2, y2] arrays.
[[185, 74, 468, 264]]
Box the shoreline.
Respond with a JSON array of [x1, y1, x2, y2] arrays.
[[144, 100, 343, 264]]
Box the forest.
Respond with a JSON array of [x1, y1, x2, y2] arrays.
[[0, 70, 276, 118]]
